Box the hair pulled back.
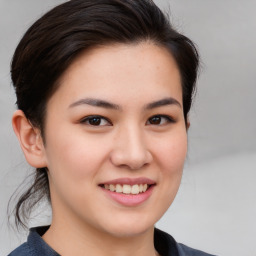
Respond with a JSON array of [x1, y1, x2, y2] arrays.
[[11, 0, 199, 228]]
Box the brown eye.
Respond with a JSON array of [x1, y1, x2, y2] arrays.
[[80, 116, 111, 126], [149, 116, 161, 125], [88, 117, 101, 125], [147, 115, 174, 125]]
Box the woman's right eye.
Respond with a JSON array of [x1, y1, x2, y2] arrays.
[[80, 115, 111, 126]]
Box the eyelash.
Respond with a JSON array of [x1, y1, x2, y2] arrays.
[[80, 115, 112, 126], [147, 115, 175, 125], [80, 115, 175, 127]]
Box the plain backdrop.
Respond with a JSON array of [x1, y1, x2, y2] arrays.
[[1, 0, 256, 255]]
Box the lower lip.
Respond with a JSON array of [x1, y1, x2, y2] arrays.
[[101, 185, 155, 207]]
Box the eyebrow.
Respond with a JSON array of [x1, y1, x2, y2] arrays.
[[69, 97, 181, 110], [144, 97, 181, 110], [69, 98, 120, 110]]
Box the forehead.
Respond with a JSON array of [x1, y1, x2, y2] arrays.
[[49, 42, 182, 109]]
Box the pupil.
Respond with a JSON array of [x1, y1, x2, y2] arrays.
[[151, 116, 161, 124], [89, 117, 101, 125]]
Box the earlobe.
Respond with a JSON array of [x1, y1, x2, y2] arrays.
[[12, 110, 47, 168], [186, 120, 190, 130]]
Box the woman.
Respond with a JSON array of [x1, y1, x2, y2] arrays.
[[8, 0, 215, 255]]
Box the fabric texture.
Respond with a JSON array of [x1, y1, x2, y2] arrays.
[[8, 226, 216, 256]]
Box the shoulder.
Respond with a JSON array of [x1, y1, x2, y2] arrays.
[[7, 226, 59, 256], [176, 243, 216, 256], [8, 242, 35, 256], [154, 228, 217, 256]]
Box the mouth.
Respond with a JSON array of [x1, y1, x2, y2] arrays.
[[98, 178, 156, 206], [99, 183, 154, 195]]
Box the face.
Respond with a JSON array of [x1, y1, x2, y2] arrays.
[[42, 42, 187, 237]]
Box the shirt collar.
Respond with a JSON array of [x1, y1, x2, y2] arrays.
[[27, 226, 180, 256]]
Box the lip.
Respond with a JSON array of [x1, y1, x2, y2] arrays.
[[99, 177, 156, 207], [100, 185, 155, 206]]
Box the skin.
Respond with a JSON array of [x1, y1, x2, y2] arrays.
[[13, 42, 188, 256]]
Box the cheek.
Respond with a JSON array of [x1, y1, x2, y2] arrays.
[[44, 128, 111, 183], [155, 129, 188, 173], [44, 132, 103, 208], [147, 129, 187, 222], [155, 128, 187, 198]]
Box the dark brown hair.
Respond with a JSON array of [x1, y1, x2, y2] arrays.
[[10, 0, 199, 228]]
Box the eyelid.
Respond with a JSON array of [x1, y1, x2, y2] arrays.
[[146, 114, 175, 125], [80, 115, 112, 126]]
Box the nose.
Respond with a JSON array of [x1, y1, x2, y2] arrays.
[[110, 126, 153, 170]]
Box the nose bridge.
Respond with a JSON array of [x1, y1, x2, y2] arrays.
[[111, 123, 152, 169], [125, 125, 145, 156]]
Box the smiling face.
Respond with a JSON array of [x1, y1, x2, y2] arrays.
[[42, 42, 187, 238]]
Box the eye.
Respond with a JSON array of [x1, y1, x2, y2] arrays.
[[80, 115, 111, 126], [147, 115, 174, 125]]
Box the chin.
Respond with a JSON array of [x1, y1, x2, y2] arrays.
[[99, 214, 157, 238]]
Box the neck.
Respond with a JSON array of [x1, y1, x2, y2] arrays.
[[43, 215, 158, 256]]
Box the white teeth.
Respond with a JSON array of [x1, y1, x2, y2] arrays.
[[123, 184, 131, 194], [116, 184, 122, 193], [109, 184, 115, 192], [143, 184, 148, 192], [131, 184, 139, 195], [103, 183, 150, 194]]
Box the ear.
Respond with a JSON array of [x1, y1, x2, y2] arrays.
[[12, 110, 47, 168], [186, 120, 190, 130]]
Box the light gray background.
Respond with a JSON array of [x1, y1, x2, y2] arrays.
[[0, 0, 255, 255]]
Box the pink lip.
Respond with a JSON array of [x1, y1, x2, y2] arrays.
[[100, 185, 155, 206], [100, 177, 156, 186], [99, 177, 156, 206]]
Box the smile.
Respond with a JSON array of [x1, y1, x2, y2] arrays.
[[101, 184, 150, 195], [99, 177, 156, 206]]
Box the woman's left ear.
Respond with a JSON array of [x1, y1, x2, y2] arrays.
[[186, 120, 190, 130], [12, 110, 47, 168]]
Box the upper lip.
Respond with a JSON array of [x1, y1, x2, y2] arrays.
[[99, 177, 156, 186]]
